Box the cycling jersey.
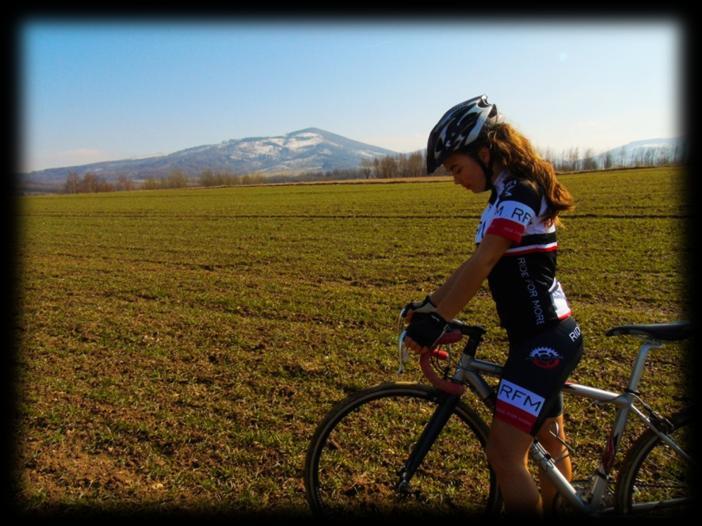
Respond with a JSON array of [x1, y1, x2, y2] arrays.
[[476, 170, 572, 340]]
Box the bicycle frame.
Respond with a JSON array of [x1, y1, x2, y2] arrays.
[[407, 333, 683, 516]]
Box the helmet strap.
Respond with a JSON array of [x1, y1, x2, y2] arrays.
[[469, 149, 494, 192]]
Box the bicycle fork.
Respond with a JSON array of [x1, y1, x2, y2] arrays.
[[395, 393, 461, 493]]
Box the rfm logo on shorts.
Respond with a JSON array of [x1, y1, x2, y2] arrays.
[[497, 379, 545, 416], [527, 347, 563, 369]]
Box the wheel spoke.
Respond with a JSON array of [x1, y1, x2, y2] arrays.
[[305, 385, 499, 516], [618, 409, 693, 517]]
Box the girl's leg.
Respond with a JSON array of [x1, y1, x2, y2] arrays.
[[486, 417, 543, 517], [536, 414, 573, 513]]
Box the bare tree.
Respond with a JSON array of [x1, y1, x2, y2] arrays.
[[405, 152, 424, 177], [96, 177, 115, 192], [569, 147, 580, 171], [79, 172, 98, 193], [359, 158, 374, 179], [582, 148, 597, 171], [165, 169, 189, 188], [64, 172, 80, 193], [116, 174, 134, 191], [142, 177, 160, 190], [378, 156, 399, 179], [541, 147, 555, 166]]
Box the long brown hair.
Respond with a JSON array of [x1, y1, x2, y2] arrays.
[[478, 122, 575, 226]]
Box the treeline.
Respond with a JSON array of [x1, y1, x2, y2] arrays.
[[61, 146, 683, 194], [197, 170, 268, 186], [266, 152, 429, 184], [63, 170, 191, 193], [62, 169, 272, 194], [541, 145, 685, 172], [61, 152, 433, 194], [197, 152, 428, 185], [360, 152, 427, 179]]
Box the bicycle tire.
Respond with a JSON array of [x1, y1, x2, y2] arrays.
[[614, 407, 694, 516], [304, 382, 501, 517]]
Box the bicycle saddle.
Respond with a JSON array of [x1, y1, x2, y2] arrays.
[[606, 321, 692, 341]]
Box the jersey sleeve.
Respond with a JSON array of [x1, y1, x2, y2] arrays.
[[485, 179, 541, 244]]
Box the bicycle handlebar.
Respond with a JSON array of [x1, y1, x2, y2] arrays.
[[398, 309, 486, 395], [419, 352, 467, 396]]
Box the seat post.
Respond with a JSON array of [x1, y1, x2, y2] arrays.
[[626, 339, 663, 393]]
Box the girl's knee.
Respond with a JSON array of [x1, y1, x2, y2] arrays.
[[486, 423, 531, 473], [487, 449, 527, 476]]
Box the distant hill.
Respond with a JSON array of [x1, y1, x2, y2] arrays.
[[591, 137, 684, 167], [21, 128, 398, 190], [578, 137, 684, 168]]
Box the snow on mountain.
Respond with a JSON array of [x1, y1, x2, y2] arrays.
[[22, 128, 398, 187]]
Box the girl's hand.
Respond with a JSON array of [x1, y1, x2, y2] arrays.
[[404, 311, 449, 353], [402, 295, 437, 323], [403, 334, 431, 355]]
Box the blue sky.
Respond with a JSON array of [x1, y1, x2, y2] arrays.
[[21, 19, 682, 172]]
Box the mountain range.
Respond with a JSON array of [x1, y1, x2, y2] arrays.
[[22, 129, 683, 191], [589, 137, 683, 166], [23, 128, 398, 189]]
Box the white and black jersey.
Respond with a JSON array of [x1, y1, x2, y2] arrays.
[[476, 170, 572, 340]]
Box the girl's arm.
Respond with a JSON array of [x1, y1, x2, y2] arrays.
[[433, 234, 512, 320], [429, 259, 472, 307]]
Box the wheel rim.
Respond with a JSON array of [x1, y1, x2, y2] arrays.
[[307, 387, 497, 516], [625, 419, 693, 516]]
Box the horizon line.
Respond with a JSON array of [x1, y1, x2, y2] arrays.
[[23, 131, 684, 175]]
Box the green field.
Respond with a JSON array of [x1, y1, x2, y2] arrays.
[[16, 166, 691, 512]]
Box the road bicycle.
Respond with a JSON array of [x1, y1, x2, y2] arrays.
[[304, 310, 693, 517]]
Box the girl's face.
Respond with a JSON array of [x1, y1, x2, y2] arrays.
[[443, 148, 492, 193]]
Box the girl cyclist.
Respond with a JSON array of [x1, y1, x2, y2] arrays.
[[403, 95, 584, 517]]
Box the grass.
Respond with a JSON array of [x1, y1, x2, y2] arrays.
[[16, 166, 691, 512]]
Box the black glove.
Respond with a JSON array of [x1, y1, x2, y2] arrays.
[[402, 295, 437, 318], [405, 311, 449, 349]]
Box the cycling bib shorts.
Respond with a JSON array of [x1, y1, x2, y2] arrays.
[[494, 317, 584, 436]]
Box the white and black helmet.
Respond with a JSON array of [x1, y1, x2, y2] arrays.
[[426, 95, 500, 174]]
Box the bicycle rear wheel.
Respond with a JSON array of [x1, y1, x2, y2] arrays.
[[304, 382, 500, 517], [615, 407, 694, 516]]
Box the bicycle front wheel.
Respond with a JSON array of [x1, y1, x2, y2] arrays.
[[615, 407, 694, 516], [304, 382, 500, 517]]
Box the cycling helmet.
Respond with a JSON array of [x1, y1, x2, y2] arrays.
[[426, 95, 500, 174]]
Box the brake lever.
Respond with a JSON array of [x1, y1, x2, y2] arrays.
[[397, 329, 409, 374], [397, 307, 410, 374]]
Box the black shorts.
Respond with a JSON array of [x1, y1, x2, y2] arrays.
[[494, 317, 584, 436]]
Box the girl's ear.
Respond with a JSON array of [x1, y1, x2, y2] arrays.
[[478, 146, 491, 165]]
